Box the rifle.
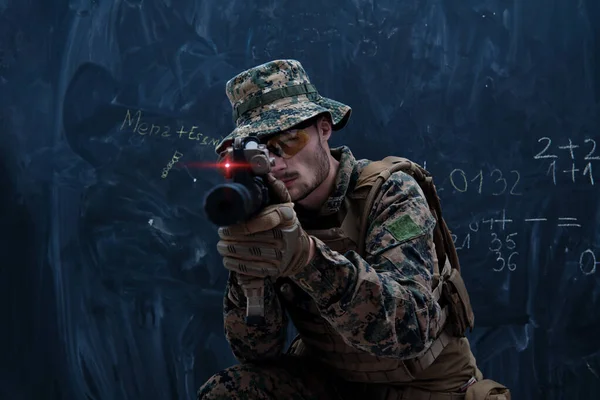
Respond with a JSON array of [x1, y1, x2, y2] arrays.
[[203, 136, 275, 326]]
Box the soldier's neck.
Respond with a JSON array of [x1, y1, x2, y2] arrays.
[[296, 155, 340, 211]]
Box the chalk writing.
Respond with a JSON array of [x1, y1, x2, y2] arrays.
[[454, 211, 586, 238], [534, 137, 559, 159], [535, 137, 598, 185], [558, 138, 579, 159], [161, 150, 183, 179], [579, 249, 599, 275], [452, 233, 471, 250], [451, 220, 479, 250], [449, 168, 522, 196], [450, 209, 596, 277], [481, 209, 513, 231], [546, 160, 595, 184], [557, 217, 581, 227], [523, 217, 581, 228], [489, 232, 519, 272], [120, 109, 223, 146], [583, 163, 594, 185]]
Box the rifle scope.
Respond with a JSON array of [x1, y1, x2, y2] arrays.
[[203, 137, 272, 226]]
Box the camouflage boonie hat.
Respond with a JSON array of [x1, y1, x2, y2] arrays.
[[215, 59, 352, 154]]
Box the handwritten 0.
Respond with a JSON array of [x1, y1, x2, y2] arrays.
[[162, 150, 183, 179]]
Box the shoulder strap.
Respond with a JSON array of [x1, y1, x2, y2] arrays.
[[354, 156, 461, 274]]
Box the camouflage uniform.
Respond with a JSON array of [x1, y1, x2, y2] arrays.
[[198, 146, 474, 399], [199, 60, 508, 400]]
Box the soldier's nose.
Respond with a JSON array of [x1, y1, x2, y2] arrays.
[[269, 154, 287, 172]]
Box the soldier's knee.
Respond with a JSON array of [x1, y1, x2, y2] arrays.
[[197, 364, 265, 400]]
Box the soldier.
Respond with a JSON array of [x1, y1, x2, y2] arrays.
[[198, 60, 510, 400]]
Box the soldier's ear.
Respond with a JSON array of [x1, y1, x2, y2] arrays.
[[317, 115, 333, 142]]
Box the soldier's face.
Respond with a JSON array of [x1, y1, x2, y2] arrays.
[[268, 118, 332, 202]]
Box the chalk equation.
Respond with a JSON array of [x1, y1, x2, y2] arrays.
[[534, 137, 598, 185], [451, 209, 597, 275], [420, 136, 599, 194], [120, 109, 223, 146], [161, 150, 183, 179]]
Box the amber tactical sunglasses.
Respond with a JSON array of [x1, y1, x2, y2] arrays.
[[263, 128, 310, 159], [264, 118, 316, 159]]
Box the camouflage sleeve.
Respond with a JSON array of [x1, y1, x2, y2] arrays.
[[223, 272, 288, 363], [289, 171, 443, 359]]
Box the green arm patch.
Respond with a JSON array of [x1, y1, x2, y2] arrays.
[[384, 214, 424, 243]]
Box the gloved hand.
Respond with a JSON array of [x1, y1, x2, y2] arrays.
[[216, 174, 313, 279]]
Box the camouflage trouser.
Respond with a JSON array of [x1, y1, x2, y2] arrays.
[[197, 355, 358, 400]]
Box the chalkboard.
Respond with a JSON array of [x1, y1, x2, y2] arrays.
[[1, 0, 599, 399]]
